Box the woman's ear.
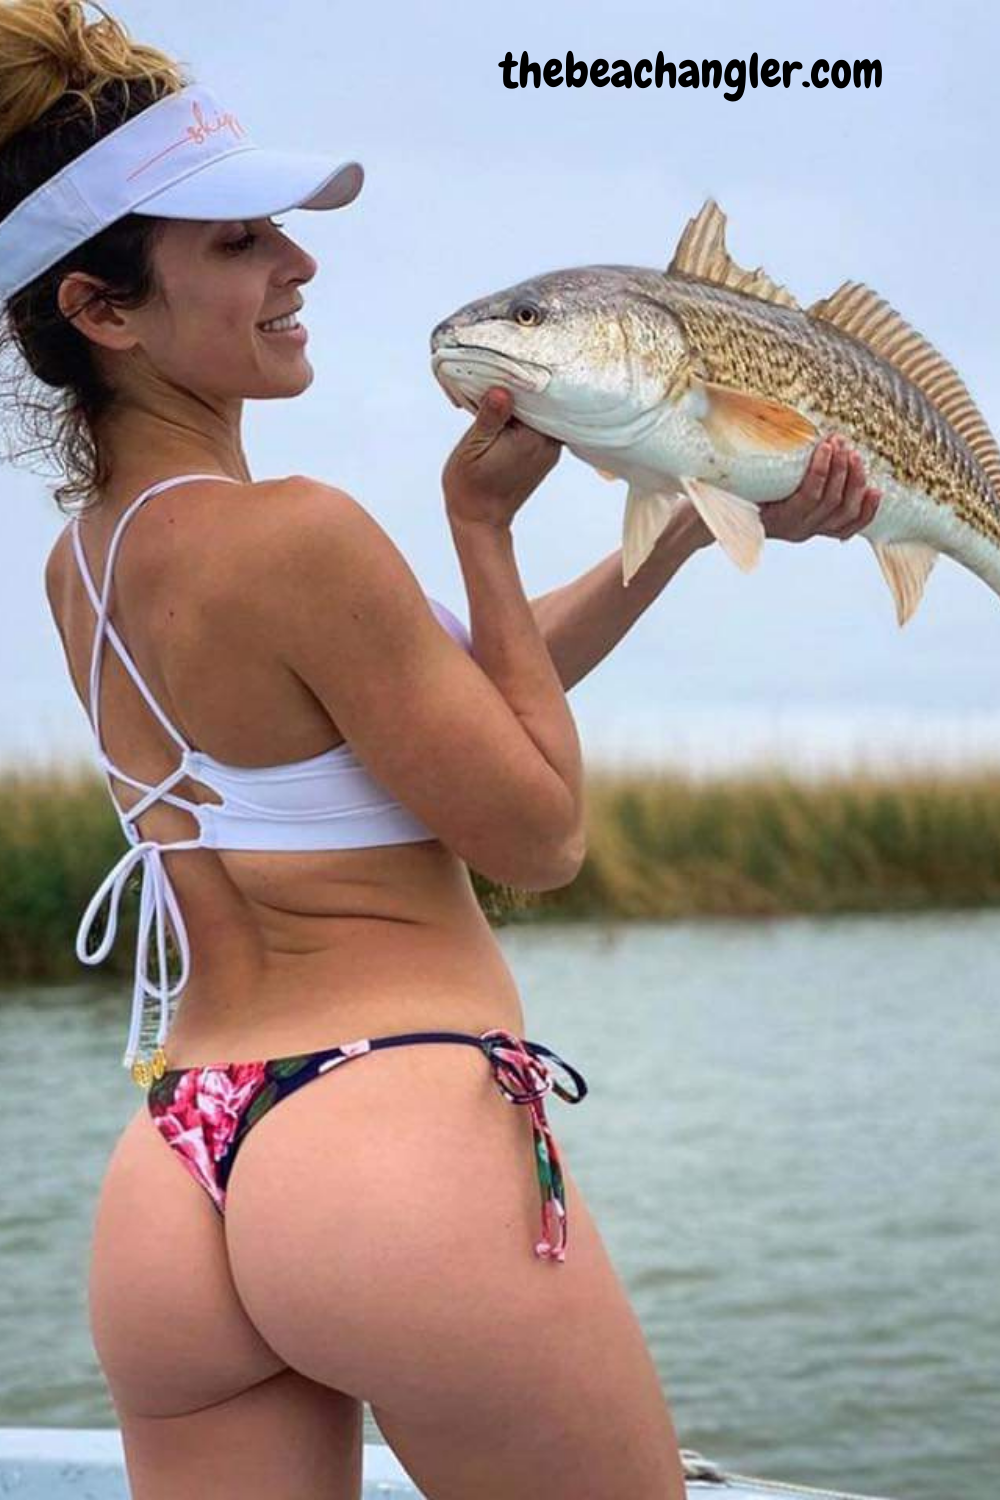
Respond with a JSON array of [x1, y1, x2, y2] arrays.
[[56, 271, 140, 353]]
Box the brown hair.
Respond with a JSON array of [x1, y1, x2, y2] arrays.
[[0, 0, 189, 513]]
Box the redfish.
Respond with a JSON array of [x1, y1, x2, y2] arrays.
[[431, 200, 1000, 623]]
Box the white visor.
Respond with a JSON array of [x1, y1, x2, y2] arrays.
[[0, 83, 364, 304]]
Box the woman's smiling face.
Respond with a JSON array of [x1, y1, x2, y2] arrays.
[[135, 215, 319, 400], [60, 214, 320, 404]]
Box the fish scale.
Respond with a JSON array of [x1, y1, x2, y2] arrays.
[[657, 276, 997, 534]]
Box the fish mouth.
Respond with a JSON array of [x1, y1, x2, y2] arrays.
[[431, 343, 551, 412]]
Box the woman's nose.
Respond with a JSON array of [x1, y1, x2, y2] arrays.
[[282, 240, 318, 287], [294, 249, 318, 284]]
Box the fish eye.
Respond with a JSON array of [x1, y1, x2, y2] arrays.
[[511, 302, 543, 327]]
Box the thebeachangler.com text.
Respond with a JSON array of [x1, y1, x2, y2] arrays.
[[499, 52, 882, 98]]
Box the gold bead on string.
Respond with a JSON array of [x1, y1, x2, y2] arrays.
[[131, 1046, 168, 1089]]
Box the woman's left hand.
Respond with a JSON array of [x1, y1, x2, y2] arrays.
[[761, 434, 882, 543]]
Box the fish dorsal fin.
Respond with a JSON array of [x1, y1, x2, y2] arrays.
[[810, 280, 1000, 494], [667, 199, 801, 311]]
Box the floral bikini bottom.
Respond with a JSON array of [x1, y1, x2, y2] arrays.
[[146, 1027, 589, 1262]]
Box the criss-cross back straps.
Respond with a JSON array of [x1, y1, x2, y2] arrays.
[[70, 473, 240, 761], [69, 472, 240, 1072]]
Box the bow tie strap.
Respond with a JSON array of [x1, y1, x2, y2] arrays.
[[75, 840, 149, 968], [478, 1029, 588, 1263], [75, 836, 199, 1073]]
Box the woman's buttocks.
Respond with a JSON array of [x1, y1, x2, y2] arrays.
[[162, 838, 528, 1067]]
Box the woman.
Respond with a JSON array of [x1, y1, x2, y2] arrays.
[[11, 3, 881, 1497]]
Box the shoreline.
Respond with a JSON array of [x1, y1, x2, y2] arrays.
[[4, 759, 1000, 983]]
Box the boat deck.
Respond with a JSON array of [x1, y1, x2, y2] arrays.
[[0, 1428, 900, 1499]]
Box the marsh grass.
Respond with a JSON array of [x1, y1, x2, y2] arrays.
[[4, 759, 1000, 982], [547, 765, 1000, 920]]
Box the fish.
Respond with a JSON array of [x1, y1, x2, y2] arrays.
[[429, 199, 1000, 623]]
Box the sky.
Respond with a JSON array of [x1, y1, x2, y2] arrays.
[[4, 0, 1000, 775]]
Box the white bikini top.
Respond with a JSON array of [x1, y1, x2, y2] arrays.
[[69, 472, 473, 1074]]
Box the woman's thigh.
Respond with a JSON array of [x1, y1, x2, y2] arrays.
[[89, 1106, 364, 1500], [223, 1039, 687, 1500], [117, 1369, 363, 1500], [88, 1105, 288, 1416]]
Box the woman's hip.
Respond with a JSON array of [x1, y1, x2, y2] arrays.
[[217, 1025, 590, 1323]]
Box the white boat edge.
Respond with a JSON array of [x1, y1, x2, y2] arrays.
[[0, 1428, 900, 1500]]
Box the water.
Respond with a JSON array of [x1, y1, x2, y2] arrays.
[[1, 913, 997, 1500]]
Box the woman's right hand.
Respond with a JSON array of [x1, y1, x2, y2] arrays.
[[442, 386, 562, 529]]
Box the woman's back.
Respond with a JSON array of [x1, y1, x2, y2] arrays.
[[47, 470, 527, 1067]]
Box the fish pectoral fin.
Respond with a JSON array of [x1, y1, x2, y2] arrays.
[[869, 539, 938, 627], [699, 380, 819, 455], [622, 481, 687, 586], [681, 477, 765, 573]]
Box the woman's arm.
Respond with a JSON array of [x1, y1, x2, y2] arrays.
[[529, 500, 711, 692], [528, 436, 882, 693]]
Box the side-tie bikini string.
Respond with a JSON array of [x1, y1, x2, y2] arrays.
[[310, 1026, 589, 1261], [478, 1028, 589, 1263]]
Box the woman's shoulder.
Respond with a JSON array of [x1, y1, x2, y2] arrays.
[[231, 473, 385, 559], [41, 473, 376, 661], [235, 472, 363, 529], [210, 474, 395, 619]]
